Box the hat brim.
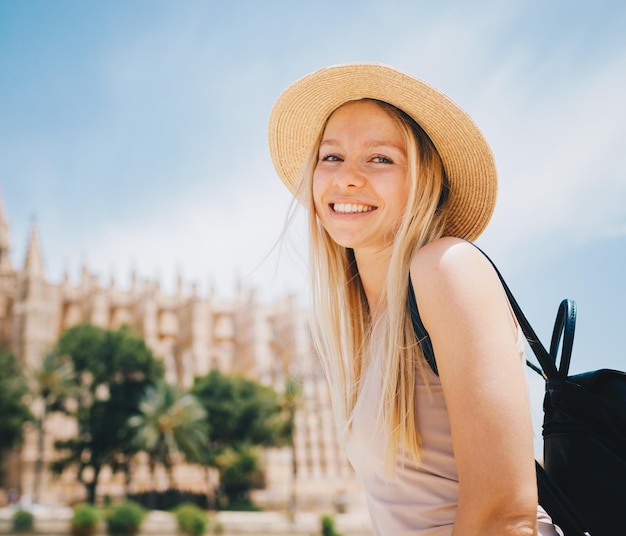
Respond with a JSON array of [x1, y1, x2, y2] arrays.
[[268, 63, 497, 241]]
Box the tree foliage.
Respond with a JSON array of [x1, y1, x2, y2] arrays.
[[215, 444, 264, 510], [30, 351, 76, 502], [191, 369, 291, 507], [128, 381, 208, 488], [283, 376, 302, 516], [52, 323, 164, 503], [0, 349, 33, 455], [192, 369, 290, 455]]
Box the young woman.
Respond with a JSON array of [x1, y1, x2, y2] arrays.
[[268, 64, 559, 536]]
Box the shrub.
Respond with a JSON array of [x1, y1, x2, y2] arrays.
[[106, 501, 146, 536], [210, 520, 225, 535], [11, 509, 34, 534], [71, 503, 101, 536], [216, 495, 260, 512], [174, 503, 207, 536], [320, 513, 343, 536], [127, 488, 209, 510]]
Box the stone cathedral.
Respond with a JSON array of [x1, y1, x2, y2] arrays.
[[0, 197, 363, 511]]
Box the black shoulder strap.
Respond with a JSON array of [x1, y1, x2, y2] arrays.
[[407, 243, 566, 380], [408, 277, 438, 375]]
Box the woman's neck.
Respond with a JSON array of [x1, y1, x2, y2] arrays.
[[353, 248, 392, 320]]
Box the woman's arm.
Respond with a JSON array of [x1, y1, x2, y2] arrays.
[[410, 238, 538, 536]]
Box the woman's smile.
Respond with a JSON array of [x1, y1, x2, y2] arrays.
[[331, 202, 377, 214]]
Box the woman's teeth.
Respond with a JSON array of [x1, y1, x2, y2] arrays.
[[332, 203, 375, 214]]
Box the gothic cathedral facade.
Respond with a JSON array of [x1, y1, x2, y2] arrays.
[[0, 197, 362, 511]]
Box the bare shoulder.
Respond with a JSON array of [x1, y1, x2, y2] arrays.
[[408, 237, 508, 331], [410, 237, 493, 289]]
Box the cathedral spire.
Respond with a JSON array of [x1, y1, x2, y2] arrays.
[[23, 219, 45, 279], [0, 189, 13, 272]]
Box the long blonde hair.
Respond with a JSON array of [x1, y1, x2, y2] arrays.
[[298, 99, 449, 473]]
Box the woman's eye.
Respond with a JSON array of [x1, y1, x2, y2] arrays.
[[372, 155, 393, 164], [320, 154, 342, 162]]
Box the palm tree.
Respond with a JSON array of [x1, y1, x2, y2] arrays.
[[128, 382, 208, 490], [30, 352, 75, 503]]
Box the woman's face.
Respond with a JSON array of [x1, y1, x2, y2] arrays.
[[313, 100, 410, 253]]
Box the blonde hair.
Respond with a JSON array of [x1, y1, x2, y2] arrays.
[[298, 99, 449, 473]]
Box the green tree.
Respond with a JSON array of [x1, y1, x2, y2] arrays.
[[29, 351, 75, 503], [0, 349, 33, 478], [191, 369, 291, 507], [52, 323, 164, 504], [128, 381, 208, 489], [215, 444, 263, 510]]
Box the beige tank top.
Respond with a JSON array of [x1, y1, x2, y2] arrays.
[[345, 329, 560, 536]]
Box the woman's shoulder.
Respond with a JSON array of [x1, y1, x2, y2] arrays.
[[409, 238, 513, 338], [409, 237, 503, 314], [410, 237, 491, 283]]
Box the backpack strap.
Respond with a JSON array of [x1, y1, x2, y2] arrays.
[[407, 244, 563, 380], [471, 245, 577, 381], [548, 299, 576, 378], [536, 462, 591, 535], [408, 277, 438, 375]]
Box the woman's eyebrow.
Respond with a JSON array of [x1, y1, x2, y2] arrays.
[[319, 139, 405, 151]]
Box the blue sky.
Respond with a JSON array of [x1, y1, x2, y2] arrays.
[[1, 0, 625, 400]]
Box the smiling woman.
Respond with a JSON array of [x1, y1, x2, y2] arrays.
[[268, 63, 561, 536]]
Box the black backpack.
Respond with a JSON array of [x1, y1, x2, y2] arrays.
[[408, 248, 626, 536]]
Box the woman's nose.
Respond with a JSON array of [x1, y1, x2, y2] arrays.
[[333, 160, 365, 188]]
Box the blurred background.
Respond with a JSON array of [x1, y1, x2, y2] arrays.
[[1, 0, 625, 444]]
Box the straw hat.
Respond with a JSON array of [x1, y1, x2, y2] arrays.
[[268, 63, 497, 241]]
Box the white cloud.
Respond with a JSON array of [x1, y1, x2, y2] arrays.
[[3, 0, 625, 305], [51, 158, 309, 301], [478, 43, 626, 262]]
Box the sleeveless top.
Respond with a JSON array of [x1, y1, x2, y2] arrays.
[[345, 326, 561, 535]]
